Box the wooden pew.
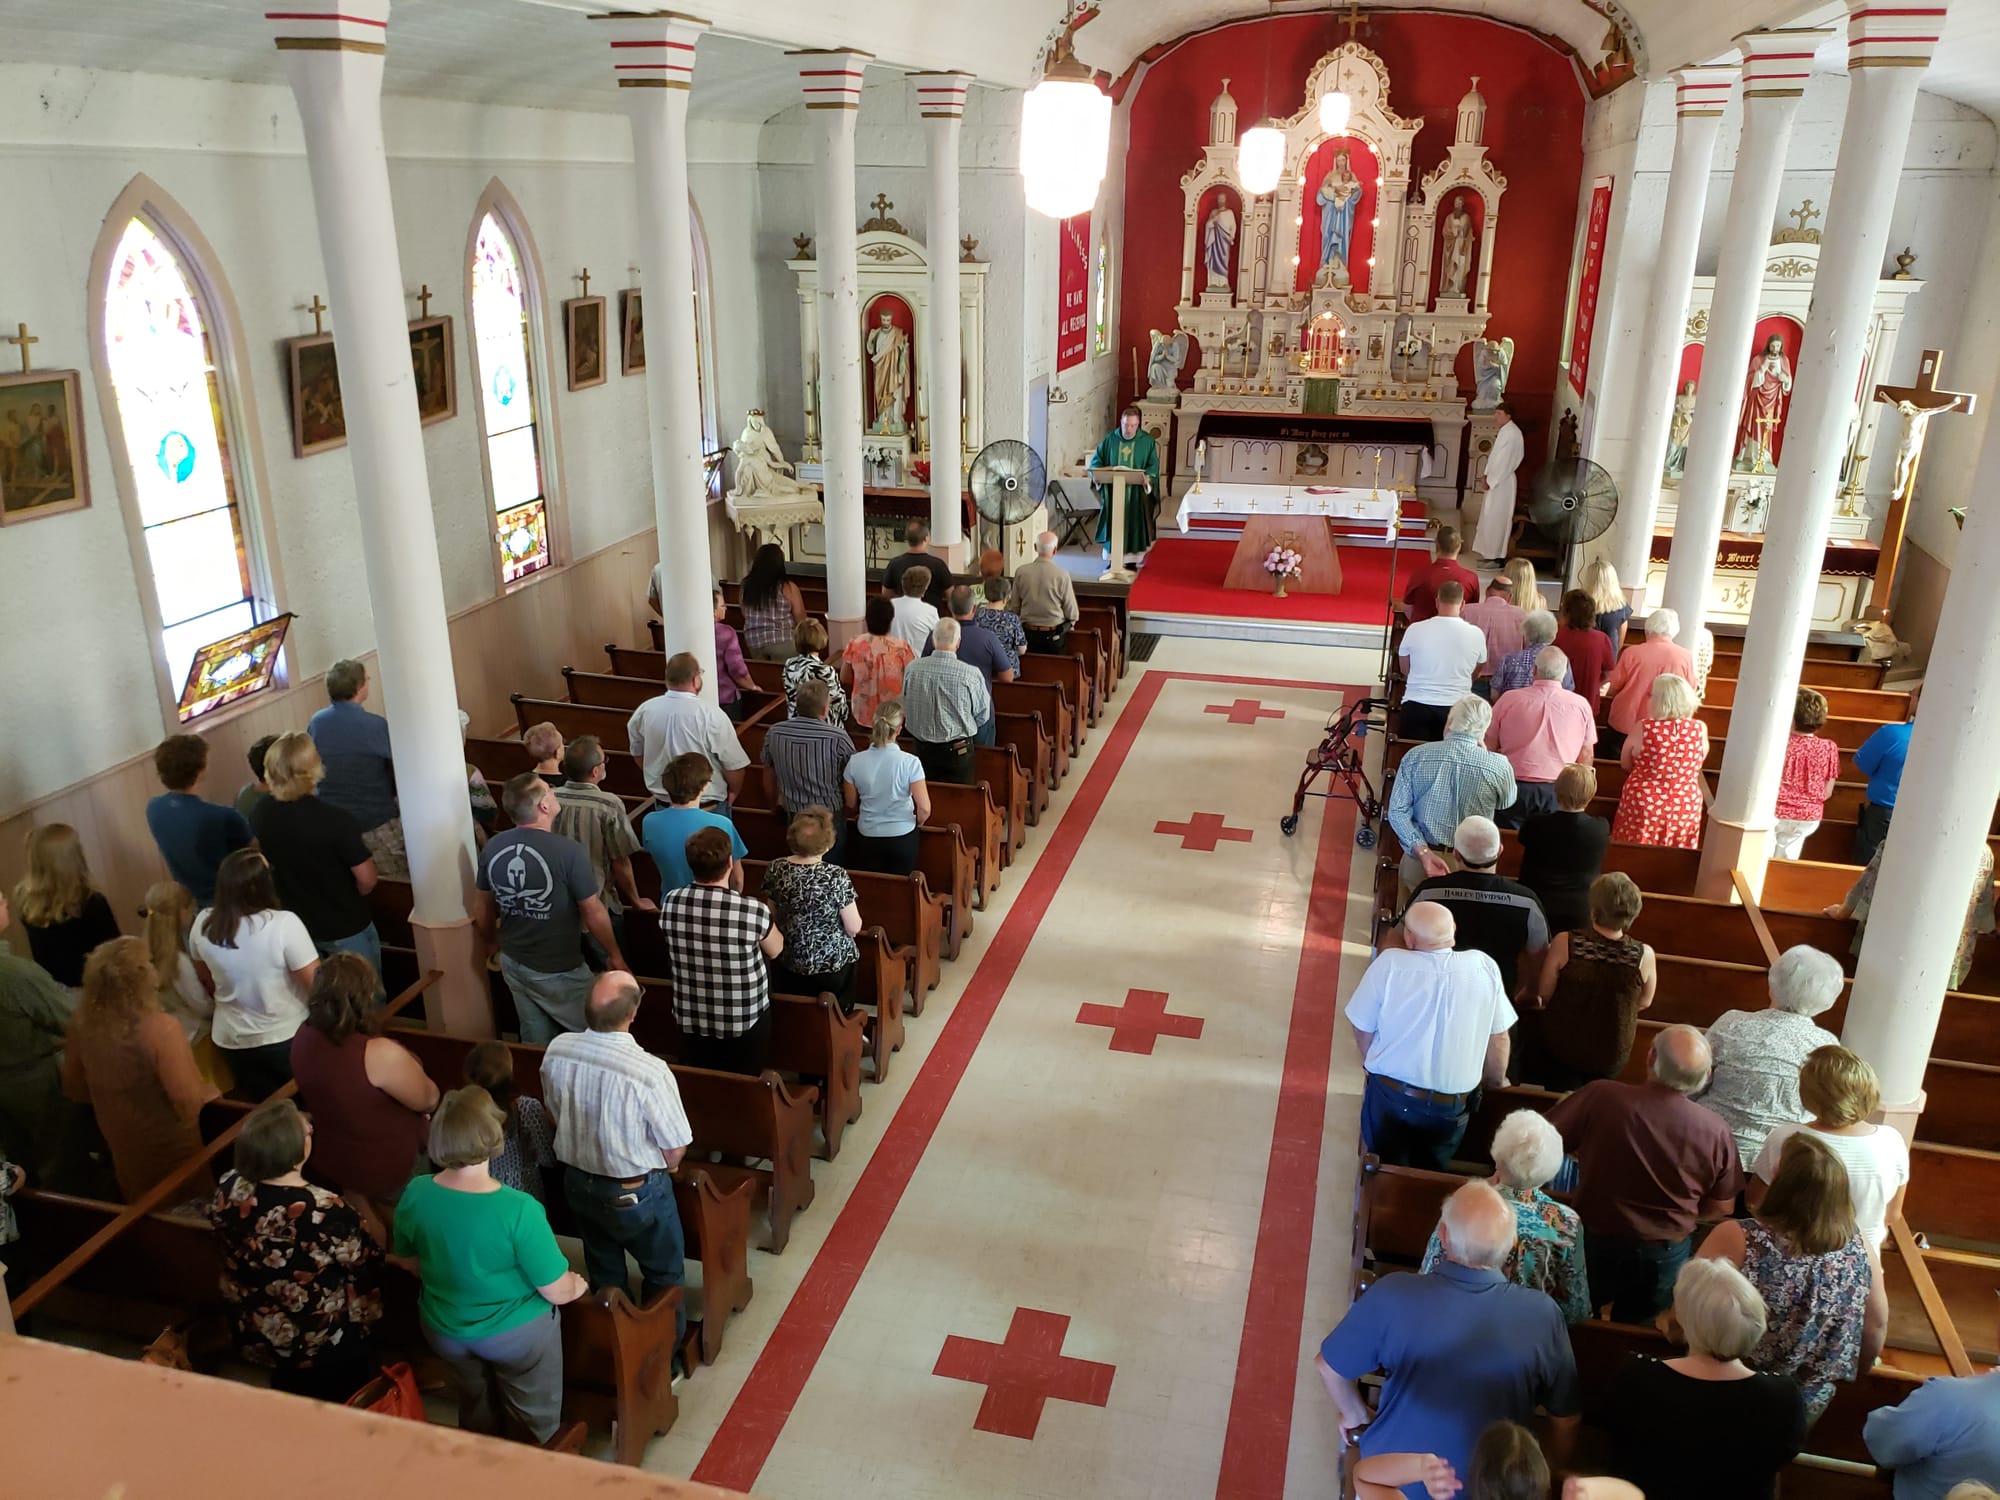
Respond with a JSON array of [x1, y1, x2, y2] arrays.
[[384, 1028, 756, 1364], [627, 976, 866, 1162], [1019, 650, 1093, 739], [1697, 704, 1894, 751], [1905, 1142, 2000, 1247], [1707, 654, 1889, 691], [995, 710, 1057, 810], [995, 680, 1073, 775], [743, 857, 945, 1004], [564, 667, 787, 730], [1078, 603, 1125, 682], [1703, 676, 1910, 721], [560, 1286, 685, 1463], [1494, 835, 1700, 896]]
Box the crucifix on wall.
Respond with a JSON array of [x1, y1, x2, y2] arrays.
[[1337, 1, 1369, 42], [1867, 348, 1974, 620]]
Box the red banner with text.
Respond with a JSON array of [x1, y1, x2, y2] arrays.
[[1567, 177, 1613, 397], [1058, 211, 1091, 372]]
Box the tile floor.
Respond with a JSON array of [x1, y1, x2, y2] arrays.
[[643, 636, 1385, 1498]]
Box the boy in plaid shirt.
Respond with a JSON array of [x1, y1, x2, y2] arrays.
[[657, 826, 785, 1075]]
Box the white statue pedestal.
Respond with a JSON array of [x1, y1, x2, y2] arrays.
[[1197, 291, 1234, 309], [1434, 296, 1471, 316]]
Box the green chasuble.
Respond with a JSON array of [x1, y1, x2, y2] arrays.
[[1089, 428, 1162, 555]]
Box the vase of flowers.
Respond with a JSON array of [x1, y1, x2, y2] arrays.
[[1264, 535, 1304, 598]]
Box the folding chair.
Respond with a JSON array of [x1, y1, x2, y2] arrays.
[[1045, 477, 1098, 549]]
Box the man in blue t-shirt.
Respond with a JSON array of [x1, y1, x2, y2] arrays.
[[475, 771, 626, 1044], [640, 752, 747, 893], [1317, 1181, 1579, 1492], [145, 734, 252, 905], [1852, 685, 1918, 864], [1865, 1364, 2000, 1500]]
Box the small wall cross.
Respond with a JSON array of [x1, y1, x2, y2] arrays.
[[306, 295, 328, 336], [1339, 2, 1368, 42], [1788, 200, 1820, 236], [414, 284, 433, 319], [578, 267, 592, 299], [4, 321, 38, 373], [870, 192, 894, 221]]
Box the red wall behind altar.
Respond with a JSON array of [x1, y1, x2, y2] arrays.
[[1117, 12, 1587, 453]]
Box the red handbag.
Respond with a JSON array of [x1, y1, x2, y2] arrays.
[[346, 1361, 427, 1422]]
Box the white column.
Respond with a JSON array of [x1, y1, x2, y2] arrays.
[[1662, 30, 1829, 642], [595, 11, 716, 698], [1608, 66, 1736, 591], [269, 4, 485, 1033], [915, 73, 973, 553], [792, 49, 873, 634], [1700, 3, 1948, 897], [1843, 417, 2000, 1120]]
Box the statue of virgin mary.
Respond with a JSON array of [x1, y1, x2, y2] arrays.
[[1315, 150, 1362, 285]]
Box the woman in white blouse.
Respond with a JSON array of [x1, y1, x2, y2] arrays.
[[189, 850, 319, 1099], [1748, 1044, 1908, 1251]]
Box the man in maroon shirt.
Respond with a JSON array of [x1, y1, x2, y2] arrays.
[[1545, 1024, 1743, 1323], [1401, 526, 1483, 623]]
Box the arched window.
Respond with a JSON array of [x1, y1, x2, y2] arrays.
[[470, 210, 552, 583], [1091, 235, 1112, 356], [102, 214, 276, 716]]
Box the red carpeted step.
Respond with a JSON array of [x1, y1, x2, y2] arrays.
[[1127, 537, 1400, 626]]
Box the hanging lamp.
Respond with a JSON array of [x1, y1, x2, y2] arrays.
[[1319, 88, 1351, 135], [1019, 20, 1111, 218], [1238, 120, 1286, 194]]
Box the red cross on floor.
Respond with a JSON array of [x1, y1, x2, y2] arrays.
[[1076, 988, 1205, 1055], [1154, 811, 1255, 851], [1205, 698, 1288, 726], [933, 1307, 1116, 1439]]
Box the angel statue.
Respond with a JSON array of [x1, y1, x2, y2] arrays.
[[1471, 336, 1513, 411], [727, 409, 808, 499], [1146, 327, 1190, 396]]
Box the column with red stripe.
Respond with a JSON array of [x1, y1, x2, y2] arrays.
[[591, 10, 718, 698], [787, 48, 876, 641], [911, 71, 977, 554]]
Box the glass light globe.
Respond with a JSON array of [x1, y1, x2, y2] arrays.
[[1020, 66, 1111, 219], [1238, 121, 1286, 194], [1319, 90, 1351, 135]]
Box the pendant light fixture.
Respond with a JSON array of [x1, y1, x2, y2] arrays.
[[1238, 121, 1286, 194], [1319, 17, 1353, 135], [1020, 19, 1111, 219]]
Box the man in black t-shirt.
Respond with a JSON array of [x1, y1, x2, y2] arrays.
[[882, 520, 955, 610], [1404, 814, 1549, 996]]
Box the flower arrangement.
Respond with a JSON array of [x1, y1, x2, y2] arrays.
[[1264, 532, 1305, 598]]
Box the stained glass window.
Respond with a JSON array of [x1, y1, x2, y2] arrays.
[[1092, 237, 1111, 356], [104, 217, 270, 716], [178, 614, 294, 722], [471, 212, 550, 583]]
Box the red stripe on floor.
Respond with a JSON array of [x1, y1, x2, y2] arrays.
[[1215, 763, 1358, 1498], [690, 670, 1357, 1491]]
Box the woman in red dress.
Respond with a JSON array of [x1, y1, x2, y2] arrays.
[[1612, 673, 1709, 849]]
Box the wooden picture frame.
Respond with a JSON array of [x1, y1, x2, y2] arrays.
[[285, 333, 347, 457], [0, 368, 90, 524], [565, 296, 608, 391], [620, 289, 645, 376], [408, 315, 457, 427]]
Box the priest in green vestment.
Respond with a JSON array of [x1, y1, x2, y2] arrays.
[[1090, 405, 1162, 566]]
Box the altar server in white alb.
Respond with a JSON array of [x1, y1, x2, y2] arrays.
[[1472, 402, 1525, 565]]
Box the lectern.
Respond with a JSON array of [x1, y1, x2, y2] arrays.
[[1067, 464, 1150, 584]]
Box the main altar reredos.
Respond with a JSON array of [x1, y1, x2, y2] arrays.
[[1140, 43, 1507, 513]]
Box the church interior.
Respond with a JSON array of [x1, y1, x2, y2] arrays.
[[2, 0, 1999, 1495]]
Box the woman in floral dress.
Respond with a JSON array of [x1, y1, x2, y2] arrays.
[[1612, 674, 1709, 849], [839, 596, 916, 732], [207, 1097, 385, 1402], [1694, 1130, 1885, 1422], [763, 808, 863, 1013]]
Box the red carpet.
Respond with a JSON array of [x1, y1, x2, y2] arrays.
[[1127, 537, 1404, 625]]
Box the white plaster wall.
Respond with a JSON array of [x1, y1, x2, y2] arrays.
[[0, 63, 764, 809]]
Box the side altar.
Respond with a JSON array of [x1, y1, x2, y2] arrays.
[[1138, 47, 1512, 516]]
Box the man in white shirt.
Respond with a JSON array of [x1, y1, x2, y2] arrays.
[[1347, 901, 1515, 1168], [626, 651, 750, 806], [889, 566, 941, 651], [1397, 581, 1488, 741], [541, 972, 695, 1352]]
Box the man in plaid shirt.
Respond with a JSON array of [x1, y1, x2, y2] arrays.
[[1385, 694, 1517, 898], [658, 825, 784, 1076]]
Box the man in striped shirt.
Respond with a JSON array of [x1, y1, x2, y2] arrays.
[[541, 972, 694, 1352], [760, 678, 854, 863], [1385, 694, 1518, 897]]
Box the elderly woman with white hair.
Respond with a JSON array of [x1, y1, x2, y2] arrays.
[[1603, 606, 1696, 756], [1599, 1258, 1809, 1499], [1488, 610, 1576, 699], [1703, 945, 1845, 1168], [1421, 1109, 1590, 1322], [1612, 674, 1708, 849]]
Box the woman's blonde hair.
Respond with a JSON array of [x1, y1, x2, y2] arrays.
[[788, 806, 838, 858], [1760, 1130, 1858, 1257], [141, 880, 197, 1000], [870, 700, 905, 749], [428, 1086, 506, 1170], [14, 823, 99, 926], [794, 616, 829, 656], [1798, 1045, 1882, 1128], [262, 731, 325, 801], [1580, 557, 1623, 615], [1650, 673, 1699, 721], [77, 936, 161, 1037], [1501, 557, 1537, 608]]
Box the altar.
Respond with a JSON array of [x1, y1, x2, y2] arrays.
[[1178, 482, 1399, 595]]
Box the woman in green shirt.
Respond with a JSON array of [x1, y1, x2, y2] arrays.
[[391, 1086, 587, 1441]]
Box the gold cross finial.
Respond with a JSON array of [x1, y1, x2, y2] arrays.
[[4, 321, 38, 373], [414, 284, 433, 319], [1338, 2, 1367, 43], [870, 192, 894, 221], [1789, 200, 1820, 235], [306, 295, 328, 337], [578, 267, 592, 299], [1875, 349, 1977, 417]]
